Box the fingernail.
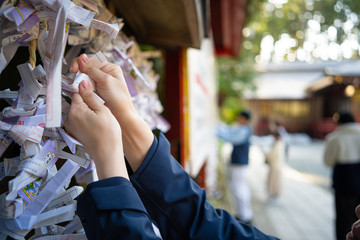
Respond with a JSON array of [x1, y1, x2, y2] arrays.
[[81, 54, 89, 63], [81, 80, 91, 89]]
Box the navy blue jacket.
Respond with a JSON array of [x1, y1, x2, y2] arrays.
[[217, 124, 252, 165], [231, 141, 250, 165], [77, 133, 279, 240]]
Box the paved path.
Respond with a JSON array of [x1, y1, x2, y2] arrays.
[[248, 145, 335, 240]]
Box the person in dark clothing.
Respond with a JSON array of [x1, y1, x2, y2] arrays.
[[324, 111, 360, 240], [64, 54, 279, 239], [216, 111, 253, 223]]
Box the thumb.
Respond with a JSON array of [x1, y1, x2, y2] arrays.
[[79, 80, 102, 112]]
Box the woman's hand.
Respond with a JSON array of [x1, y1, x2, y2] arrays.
[[70, 54, 135, 120], [70, 54, 154, 172], [64, 80, 128, 180]]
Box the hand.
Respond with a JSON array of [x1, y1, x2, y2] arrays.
[[346, 205, 360, 240], [64, 80, 128, 180], [70, 54, 135, 120], [70, 54, 154, 172]]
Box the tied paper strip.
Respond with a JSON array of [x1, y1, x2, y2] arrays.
[[61, 51, 108, 93], [0, 193, 25, 219], [45, 186, 83, 211], [90, 19, 120, 39], [57, 128, 82, 154], [18, 177, 43, 203], [24, 160, 79, 216], [2, 3, 35, 26], [17, 140, 59, 203], [46, 3, 68, 128], [4, 123, 42, 146], [0, 160, 80, 231], [5, 140, 58, 207], [63, 215, 83, 234], [0, 120, 43, 147], [0, 43, 20, 74], [17, 63, 43, 100], [9, 6, 35, 27]]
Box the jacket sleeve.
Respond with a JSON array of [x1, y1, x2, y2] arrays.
[[216, 124, 251, 145], [77, 177, 162, 240], [130, 133, 279, 240]]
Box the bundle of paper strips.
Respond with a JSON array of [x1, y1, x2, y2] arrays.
[[0, 0, 169, 239]]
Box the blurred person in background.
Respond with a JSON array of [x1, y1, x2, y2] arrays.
[[270, 120, 290, 161], [265, 130, 285, 205], [216, 111, 253, 224], [324, 111, 360, 240]]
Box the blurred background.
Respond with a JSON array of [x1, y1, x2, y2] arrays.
[[103, 0, 359, 239], [3, 0, 360, 239]]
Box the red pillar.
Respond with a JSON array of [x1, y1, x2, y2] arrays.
[[163, 49, 182, 163]]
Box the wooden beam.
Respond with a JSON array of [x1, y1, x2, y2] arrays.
[[109, 0, 203, 48], [210, 0, 249, 58], [182, 0, 203, 49]]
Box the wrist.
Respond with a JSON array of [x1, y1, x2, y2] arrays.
[[113, 105, 138, 128], [113, 110, 154, 172], [91, 142, 128, 180], [95, 155, 129, 180]]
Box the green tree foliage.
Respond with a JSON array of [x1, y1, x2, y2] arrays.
[[217, 58, 257, 123], [217, 0, 360, 122], [217, 58, 256, 98], [242, 0, 360, 62]]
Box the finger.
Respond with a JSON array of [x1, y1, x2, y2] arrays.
[[78, 80, 102, 112], [346, 232, 354, 240], [64, 93, 83, 131], [356, 205, 360, 218], [78, 54, 111, 85], [64, 116, 72, 134], [70, 92, 84, 105], [100, 63, 124, 80], [70, 57, 80, 73]]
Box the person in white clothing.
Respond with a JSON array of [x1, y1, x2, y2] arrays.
[[270, 120, 289, 161], [265, 131, 285, 203], [324, 111, 360, 240]]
